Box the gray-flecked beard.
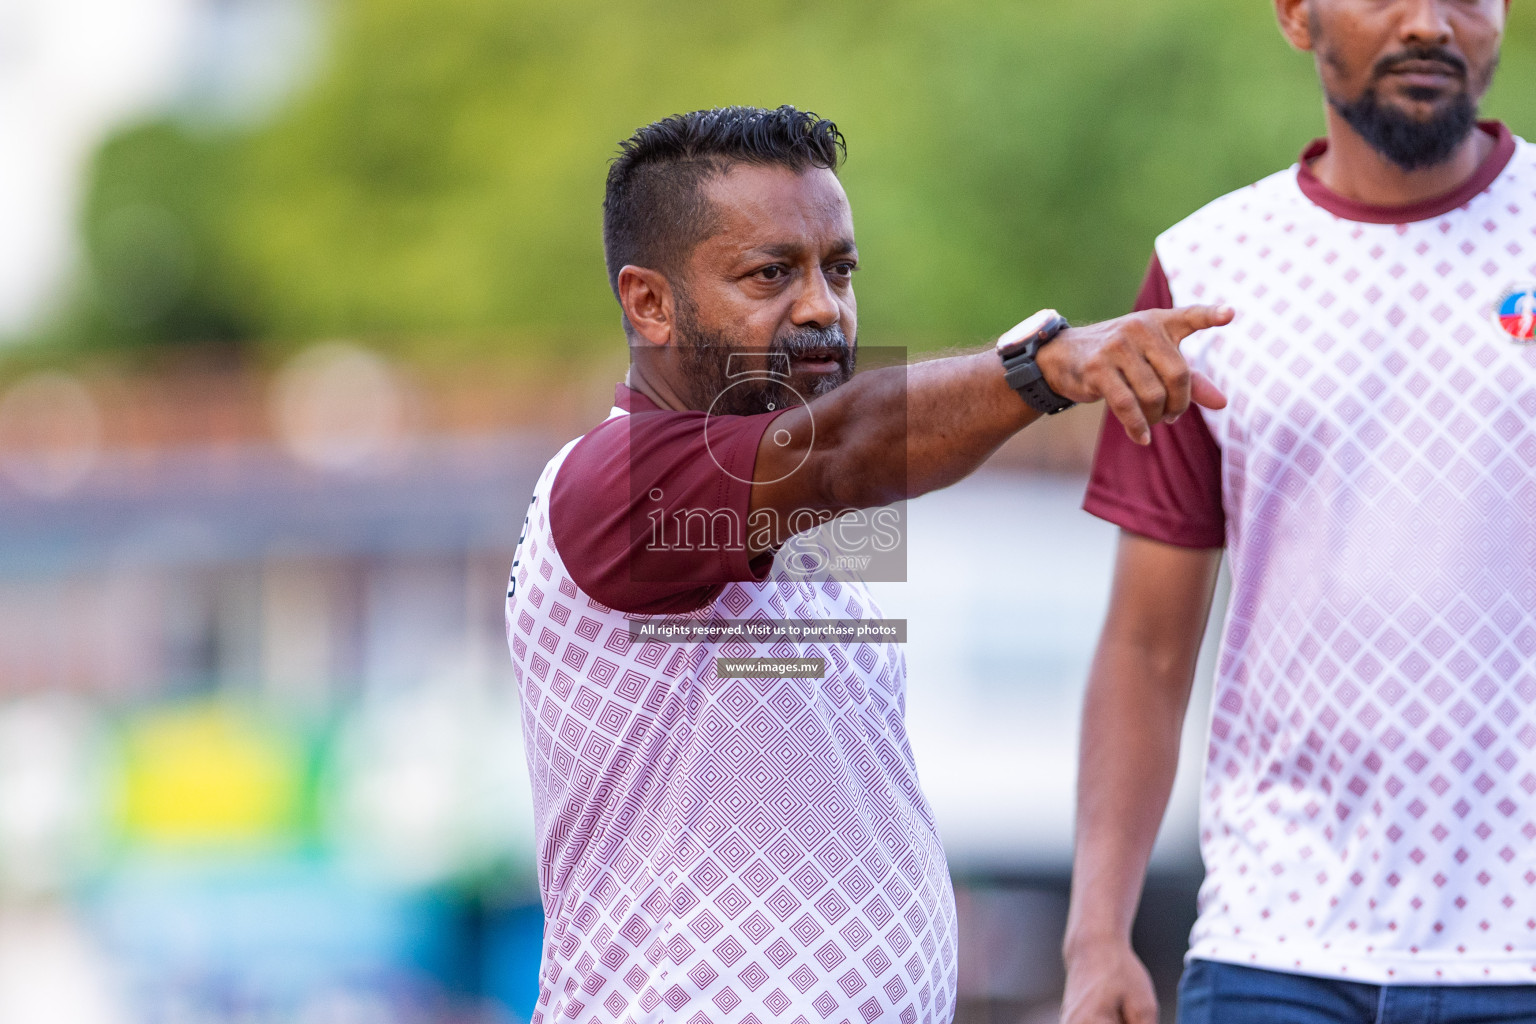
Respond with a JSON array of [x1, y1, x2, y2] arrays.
[[675, 299, 855, 416]]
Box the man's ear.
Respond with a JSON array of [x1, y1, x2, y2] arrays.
[[617, 265, 675, 347], [1275, 0, 1315, 51]]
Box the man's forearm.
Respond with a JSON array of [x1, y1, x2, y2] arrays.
[[1063, 641, 1194, 955], [752, 305, 1233, 527], [813, 350, 1039, 510], [1063, 536, 1220, 966]]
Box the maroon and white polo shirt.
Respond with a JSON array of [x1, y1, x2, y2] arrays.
[[1088, 122, 1536, 983], [506, 385, 957, 1023]]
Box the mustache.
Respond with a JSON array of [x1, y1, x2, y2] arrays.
[[1374, 45, 1467, 79], [774, 324, 852, 360]]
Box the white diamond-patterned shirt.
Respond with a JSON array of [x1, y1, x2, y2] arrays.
[[507, 392, 958, 1023], [1088, 123, 1536, 983]]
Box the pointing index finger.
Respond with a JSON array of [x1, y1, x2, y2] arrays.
[[1161, 304, 1235, 344]]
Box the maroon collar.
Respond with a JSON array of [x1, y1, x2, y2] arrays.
[[1295, 120, 1514, 224]]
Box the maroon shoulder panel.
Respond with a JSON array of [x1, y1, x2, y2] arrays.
[[1082, 254, 1227, 549], [550, 385, 780, 615]]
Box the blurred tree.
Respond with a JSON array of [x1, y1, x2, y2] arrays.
[[55, 0, 1536, 360]]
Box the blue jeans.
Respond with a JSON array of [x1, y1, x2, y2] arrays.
[[1177, 959, 1536, 1024]]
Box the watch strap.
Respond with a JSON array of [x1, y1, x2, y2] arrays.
[[998, 312, 1074, 415], [1002, 352, 1075, 414]]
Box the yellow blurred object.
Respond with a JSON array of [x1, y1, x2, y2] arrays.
[[117, 704, 303, 847]]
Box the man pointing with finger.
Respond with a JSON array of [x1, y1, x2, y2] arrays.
[[505, 104, 1228, 1024], [1063, 2, 1536, 1023]]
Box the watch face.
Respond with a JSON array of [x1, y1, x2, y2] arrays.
[[996, 308, 1061, 356]]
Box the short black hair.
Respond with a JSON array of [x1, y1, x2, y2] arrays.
[[602, 105, 846, 300]]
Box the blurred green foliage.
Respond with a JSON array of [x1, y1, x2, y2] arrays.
[[54, 0, 1536, 360]]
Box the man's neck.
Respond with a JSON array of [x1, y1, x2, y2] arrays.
[[624, 359, 690, 413], [1309, 110, 1493, 208]]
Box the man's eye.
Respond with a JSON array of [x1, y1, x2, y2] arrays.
[[758, 265, 786, 281]]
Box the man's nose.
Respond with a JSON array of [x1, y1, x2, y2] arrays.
[[791, 269, 841, 329], [1398, 0, 1454, 48]]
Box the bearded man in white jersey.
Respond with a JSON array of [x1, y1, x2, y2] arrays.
[[505, 105, 1231, 1024], [1062, 2, 1536, 1023]]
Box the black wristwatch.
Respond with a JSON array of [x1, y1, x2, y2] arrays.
[[996, 308, 1074, 415]]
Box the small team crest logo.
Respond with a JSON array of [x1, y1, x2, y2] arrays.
[[1494, 286, 1536, 342]]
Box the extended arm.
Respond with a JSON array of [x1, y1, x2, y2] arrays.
[[1060, 532, 1221, 1024], [750, 305, 1232, 546]]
